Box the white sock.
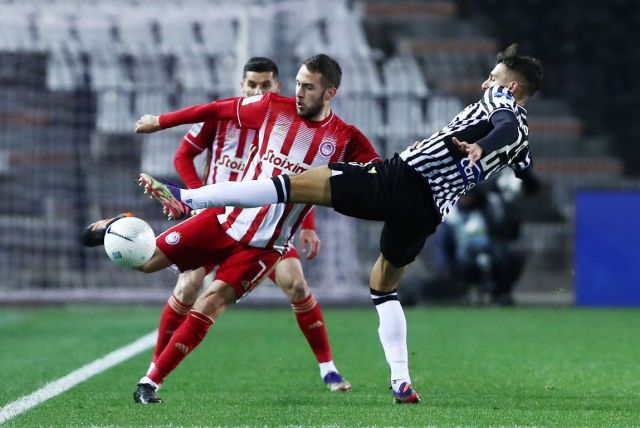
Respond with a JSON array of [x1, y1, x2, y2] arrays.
[[180, 179, 281, 209], [138, 376, 159, 389], [374, 299, 411, 389], [319, 361, 338, 379]]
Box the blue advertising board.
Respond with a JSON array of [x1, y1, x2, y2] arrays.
[[575, 191, 640, 306]]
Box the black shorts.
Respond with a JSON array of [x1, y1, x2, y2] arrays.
[[329, 155, 442, 267]]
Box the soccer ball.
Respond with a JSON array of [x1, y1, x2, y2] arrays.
[[104, 217, 156, 268]]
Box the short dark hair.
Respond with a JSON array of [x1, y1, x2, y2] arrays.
[[243, 57, 279, 79], [302, 54, 342, 90], [496, 44, 543, 97]]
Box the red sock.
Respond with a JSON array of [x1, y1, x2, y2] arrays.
[[291, 293, 333, 363], [152, 295, 192, 363], [148, 310, 213, 385]]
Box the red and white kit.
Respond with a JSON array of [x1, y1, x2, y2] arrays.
[[162, 93, 380, 250], [173, 115, 314, 276], [142, 92, 377, 396]]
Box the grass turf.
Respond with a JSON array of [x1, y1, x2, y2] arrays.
[[0, 305, 638, 427]]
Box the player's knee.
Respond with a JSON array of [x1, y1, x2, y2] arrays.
[[381, 248, 416, 270], [182, 281, 202, 301], [194, 282, 237, 318], [291, 278, 309, 301], [281, 276, 309, 302], [174, 273, 204, 304]]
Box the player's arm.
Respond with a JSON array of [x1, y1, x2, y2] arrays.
[[476, 110, 519, 153], [452, 110, 519, 165], [174, 142, 202, 189], [434, 222, 456, 276], [510, 148, 540, 194], [136, 98, 238, 133], [174, 121, 217, 188], [299, 208, 320, 259], [136, 94, 270, 133], [301, 208, 316, 230]]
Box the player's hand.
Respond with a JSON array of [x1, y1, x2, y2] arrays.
[[452, 136, 483, 166], [135, 114, 161, 133], [299, 229, 321, 260]]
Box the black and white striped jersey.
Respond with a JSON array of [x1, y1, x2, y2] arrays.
[[399, 85, 531, 218]]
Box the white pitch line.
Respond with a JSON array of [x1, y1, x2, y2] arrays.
[[0, 330, 157, 425]]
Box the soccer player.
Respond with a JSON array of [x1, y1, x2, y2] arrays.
[[140, 57, 352, 395], [137, 44, 543, 404], [115, 53, 380, 404]]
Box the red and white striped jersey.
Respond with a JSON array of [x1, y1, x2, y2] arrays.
[[178, 120, 256, 186], [174, 116, 318, 232], [161, 93, 381, 250]]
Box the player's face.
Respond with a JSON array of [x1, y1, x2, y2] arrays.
[[482, 63, 517, 92], [295, 65, 333, 120], [241, 71, 280, 97]]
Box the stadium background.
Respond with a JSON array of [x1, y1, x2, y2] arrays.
[[1, 0, 639, 306]]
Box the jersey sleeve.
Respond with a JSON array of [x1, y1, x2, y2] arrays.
[[159, 97, 240, 129], [343, 127, 382, 163], [174, 120, 217, 188], [234, 93, 271, 129], [479, 86, 518, 119], [475, 110, 519, 154], [301, 207, 316, 231]]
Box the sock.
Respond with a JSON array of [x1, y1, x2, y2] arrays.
[[138, 375, 159, 389], [145, 310, 213, 386], [291, 293, 333, 365], [151, 294, 192, 366], [370, 288, 411, 390], [166, 183, 182, 201], [178, 175, 289, 209], [319, 361, 338, 379], [271, 175, 291, 203]]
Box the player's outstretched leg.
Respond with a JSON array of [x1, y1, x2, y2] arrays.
[[80, 212, 133, 247], [138, 173, 191, 220]]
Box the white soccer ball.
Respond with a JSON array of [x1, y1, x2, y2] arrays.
[[104, 217, 156, 268]]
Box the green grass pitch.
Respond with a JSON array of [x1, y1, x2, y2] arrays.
[[0, 305, 638, 427]]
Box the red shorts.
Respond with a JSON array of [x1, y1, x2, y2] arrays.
[[200, 243, 299, 283], [156, 209, 282, 298]]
